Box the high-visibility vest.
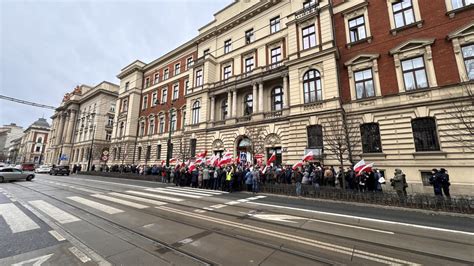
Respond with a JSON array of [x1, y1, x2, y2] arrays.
[[226, 172, 232, 181]]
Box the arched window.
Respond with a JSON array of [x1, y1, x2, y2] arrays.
[[244, 94, 253, 116], [159, 114, 165, 133], [221, 99, 228, 120], [119, 122, 124, 137], [37, 137, 43, 143], [149, 117, 155, 135], [271, 87, 283, 111], [303, 69, 322, 103], [192, 101, 200, 124]]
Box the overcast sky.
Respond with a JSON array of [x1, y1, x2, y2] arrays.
[[0, 0, 231, 128]]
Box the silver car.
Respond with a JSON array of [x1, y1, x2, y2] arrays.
[[0, 167, 35, 182]]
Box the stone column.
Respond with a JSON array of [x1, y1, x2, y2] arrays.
[[227, 91, 232, 118], [282, 74, 289, 109], [258, 82, 263, 113], [56, 112, 65, 145], [252, 83, 258, 112], [232, 90, 237, 117], [210, 96, 215, 121], [66, 110, 77, 143]]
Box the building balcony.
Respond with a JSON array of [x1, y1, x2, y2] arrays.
[[295, 3, 319, 20], [264, 110, 283, 119], [236, 116, 251, 123]]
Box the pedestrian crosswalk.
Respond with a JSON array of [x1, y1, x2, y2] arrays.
[[0, 203, 40, 233]]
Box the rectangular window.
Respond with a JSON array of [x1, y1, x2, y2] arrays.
[[173, 84, 179, 100], [224, 39, 232, 54], [146, 145, 151, 160], [271, 47, 282, 64], [124, 82, 129, 91], [185, 80, 189, 94], [139, 122, 145, 137], [360, 123, 382, 153], [420, 171, 432, 186], [161, 88, 168, 103], [354, 68, 375, 99], [137, 147, 142, 160], [190, 139, 197, 158], [302, 25, 316, 50], [245, 57, 254, 72], [203, 49, 210, 56], [170, 111, 176, 132], [223, 65, 232, 79], [157, 144, 162, 159], [195, 69, 203, 86], [392, 0, 415, 28], [451, 0, 474, 9], [401, 56, 428, 91], [142, 95, 148, 109], [149, 119, 155, 135], [307, 125, 323, 149], [175, 63, 180, 75], [164, 69, 169, 80], [303, 0, 316, 9], [154, 73, 159, 84], [159, 116, 165, 133], [144, 78, 150, 88], [152, 92, 157, 106], [270, 16, 280, 34], [348, 16, 366, 43], [412, 117, 440, 151], [245, 29, 255, 44], [461, 44, 474, 80], [109, 103, 115, 112], [107, 116, 114, 127], [182, 110, 186, 129], [187, 57, 193, 69], [105, 131, 112, 141]]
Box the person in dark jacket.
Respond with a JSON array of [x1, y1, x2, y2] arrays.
[[295, 168, 303, 197], [438, 168, 451, 199], [391, 168, 407, 199], [429, 168, 443, 197]]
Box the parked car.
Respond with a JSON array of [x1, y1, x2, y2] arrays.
[[0, 167, 35, 182], [21, 163, 36, 171], [35, 165, 51, 173], [49, 166, 70, 176]]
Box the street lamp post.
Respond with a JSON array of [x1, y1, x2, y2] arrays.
[[87, 124, 97, 171], [166, 108, 174, 167]]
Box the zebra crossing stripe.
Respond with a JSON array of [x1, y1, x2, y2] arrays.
[[144, 188, 203, 199], [68, 196, 123, 214], [166, 186, 227, 195], [90, 194, 148, 209], [29, 200, 80, 224], [126, 191, 184, 202], [108, 192, 167, 206], [158, 187, 213, 197], [0, 203, 40, 233]]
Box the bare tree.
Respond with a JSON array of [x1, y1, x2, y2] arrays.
[[322, 112, 360, 188], [444, 84, 474, 150]]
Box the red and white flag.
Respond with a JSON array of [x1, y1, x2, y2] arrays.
[[197, 150, 207, 159], [195, 158, 203, 164], [188, 162, 196, 173], [292, 161, 303, 170], [358, 163, 374, 174], [267, 152, 276, 166], [218, 152, 233, 166], [169, 158, 177, 164], [354, 159, 366, 172], [302, 151, 313, 162]]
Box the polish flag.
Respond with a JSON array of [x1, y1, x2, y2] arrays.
[[302, 151, 313, 162], [267, 152, 276, 166], [195, 158, 203, 164], [354, 159, 366, 172], [218, 152, 233, 166], [169, 158, 177, 164], [161, 160, 165, 166], [358, 163, 374, 174], [188, 162, 196, 173], [197, 150, 207, 159], [210, 155, 219, 166], [206, 157, 212, 165], [235, 156, 240, 164], [292, 161, 303, 170]]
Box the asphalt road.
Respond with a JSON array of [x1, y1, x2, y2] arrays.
[[0, 173, 473, 265]]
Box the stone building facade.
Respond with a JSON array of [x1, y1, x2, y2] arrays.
[[44, 82, 119, 169], [0, 123, 24, 162], [109, 0, 473, 193], [16, 118, 50, 164]]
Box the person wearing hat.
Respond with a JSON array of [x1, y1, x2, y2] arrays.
[[429, 168, 443, 197]]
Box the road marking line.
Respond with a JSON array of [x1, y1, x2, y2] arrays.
[[69, 246, 92, 263], [11, 253, 53, 266], [126, 190, 184, 202], [194, 209, 206, 213], [210, 204, 227, 209], [49, 230, 66, 241], [157, 206, 417, 265], [225, 201, 240, 205], [0, 203, 40, 233], [72, 187, 103, 194], [67, 196, 123, 214], [108, 192, 167, 206], [90, 194, 148, 209], [29, 200, 80, 224], [145, 188, 202, 198], [166, 186, 227, 195], [160, 187, 214, 196], [237, 199, 249, 202], [203, 207, 214, 211], [248, 202, 474, 236]]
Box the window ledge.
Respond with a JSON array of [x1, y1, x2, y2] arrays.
[[390, 20, 424, 36], [361, 152, 386, 158], [346, 36, 373, 49], [412, 151, 447, 158], [446, 5, 473, 18]]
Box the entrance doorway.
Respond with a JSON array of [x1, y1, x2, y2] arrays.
[[237, 137, 252, 165]]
